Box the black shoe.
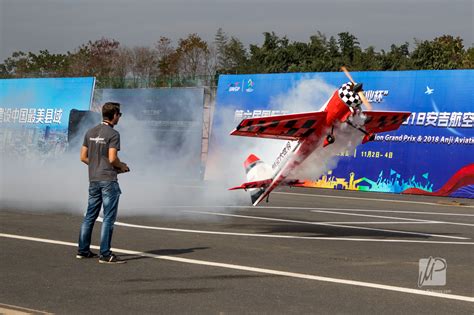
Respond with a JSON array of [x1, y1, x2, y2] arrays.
[[99, 254, 126, 264], [76, 251, 99, 259]]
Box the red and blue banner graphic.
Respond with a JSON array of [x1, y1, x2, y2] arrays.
[[0, 77, 95, 159], [208, 70, 474, 198]]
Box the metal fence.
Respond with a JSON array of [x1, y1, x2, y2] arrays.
[[95, 75, 218, 89], [0, 73, 218, 89]]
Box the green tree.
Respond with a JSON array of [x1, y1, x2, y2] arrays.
[[222, 37, 249, 73], [68, 37, 120, 79], [29, 50, 70, 76], [129, 46, 159, 87], [337, 32, 361, 67], [358, 46, 382, 70], [411, 35, 466, 69], [0, 51, 29, 77], [326, 36, 341, 71], [0, 50, 69, 77], [2, 31, 471, 82], [111, 47, 132, 88], [249, 32, 294, 73], [155, 36, 179, 79], [380, 42, 412, 70], [214, 28, 229, 71], [306, 32, 332, 71], [175, 33, 210, 78], [463, 46, 474, 69], [286, 41, 310, 72]]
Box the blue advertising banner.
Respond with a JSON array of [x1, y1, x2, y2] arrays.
[[0, 77, 95, 159], [94, 88, 205, 179], [208, 70, 474, 198]]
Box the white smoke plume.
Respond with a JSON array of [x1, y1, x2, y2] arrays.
[[0, 78, 364, 217], [113, 111, 250, 216], [291, 123, 363, 180], [0, 125, 91, 215], [209, 76, 365, 196], [207, 77, 335, 182], [270, 76, 335, 113], [0, 95, 241, 217], [272, 77, 363, 181]]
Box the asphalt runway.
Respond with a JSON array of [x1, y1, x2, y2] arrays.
[[1, 187, 473, 314]]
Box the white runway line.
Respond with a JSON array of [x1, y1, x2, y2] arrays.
[[132, 205, 474, 217], [312, 209, 434, 222], [274, 192, 474, 208], [1, 233, 473, 303], [189, 211, 469, 240], [187, 205, 474, 225], [323, 221, 441, 225], [0, 303, 52, 315], [302, 207, 474, 217], [113, 220, 473, 245], [309, 209, 474, 228]]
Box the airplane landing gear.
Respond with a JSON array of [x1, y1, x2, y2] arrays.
[[362, 133, 375, 144], [323, 133, 335, 147], [323, 126, 335, 147]]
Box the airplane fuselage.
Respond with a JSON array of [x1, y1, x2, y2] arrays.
[[323, 89, 354, 127], [230, 77, 411, 206], [263, 85, 363, 200]]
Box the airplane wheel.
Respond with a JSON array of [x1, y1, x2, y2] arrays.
[[326, 134, 335, 144]]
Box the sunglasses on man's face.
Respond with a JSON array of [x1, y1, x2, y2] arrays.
[[117, 112, 122, 117]]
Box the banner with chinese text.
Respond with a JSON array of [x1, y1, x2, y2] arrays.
[[208, 70, 474, 198], [0, 77, 95, 159]]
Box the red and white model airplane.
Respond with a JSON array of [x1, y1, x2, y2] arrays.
[[229, 67, 411, 205]]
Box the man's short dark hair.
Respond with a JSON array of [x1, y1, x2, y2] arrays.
[[102, 102, 121, 120]]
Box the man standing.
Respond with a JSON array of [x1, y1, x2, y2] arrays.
[[77, 102, 129, 264]]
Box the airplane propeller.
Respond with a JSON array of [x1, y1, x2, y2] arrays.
[[341, 66, 372, 111]]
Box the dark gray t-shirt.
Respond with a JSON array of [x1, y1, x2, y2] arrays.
[[83, 123, 120, 182]]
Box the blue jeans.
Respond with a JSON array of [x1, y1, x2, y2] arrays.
[[78, 181, 121, 257]]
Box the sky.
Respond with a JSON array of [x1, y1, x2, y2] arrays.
[[0, 0, 473, 61]]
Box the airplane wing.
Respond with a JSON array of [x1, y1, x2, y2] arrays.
[[230, 112, 327, 141], [230, 113, 327, 205], [228, 179, 272, 190], [229, 178, 305, 191], [231, 111, 411, 206], [231, 174, 306, 206], [361, 111, 411, 133]]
